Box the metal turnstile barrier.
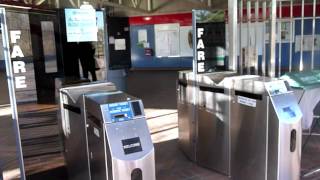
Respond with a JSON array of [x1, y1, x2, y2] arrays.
[[231, 78, 302, 180], [177, 70, 260, 176], [177, 71, 197, 161], [85, 92, 155, 180], [281, 71, 320, 178], [178, 72, 302, 179], [59, 82, 117, 180], [196, 73, 258, 176], [60, 82, 155, 180], [196, 71, 236, 175]]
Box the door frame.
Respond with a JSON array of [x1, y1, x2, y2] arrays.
[[29, 9, 63, 103], [0, 7, 26, 180]]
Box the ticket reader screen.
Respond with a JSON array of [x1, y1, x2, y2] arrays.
[[107, 101, 142, 123]]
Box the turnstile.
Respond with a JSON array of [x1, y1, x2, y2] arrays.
[[196, 71, 236, 175], [59, 82, 117, 180], [60, 82, 155, 180], [231, 78, 302, 180], [177, 71, 258, 175], [177, 71, 197, 161], [85, 92, 155, 180], [196, 73, 257, 176]]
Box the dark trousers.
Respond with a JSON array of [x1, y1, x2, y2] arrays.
[[83, 68, 97, 81]]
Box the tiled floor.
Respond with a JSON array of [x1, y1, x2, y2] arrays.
[[22, 70, 320, 180]]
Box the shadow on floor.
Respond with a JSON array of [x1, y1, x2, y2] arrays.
[[155, 139, 228, 180], [27, 167, 68, 180], [127, 70, 180, 109]]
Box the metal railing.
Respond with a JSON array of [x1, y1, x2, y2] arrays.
[[228, 0, 319, 78]]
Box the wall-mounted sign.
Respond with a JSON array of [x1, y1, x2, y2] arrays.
[[193, 10, 227, 74], [144, 48, 153, 56], [180, 26, 193, 57], [154, 23, 180, 57], [65, 8, 97, 42], [196, 27, 205, 73], [295, 35, 320, 52], [10, 30, 27, 89]]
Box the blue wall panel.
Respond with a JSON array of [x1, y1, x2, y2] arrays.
[[130, 18, 320, 70], [130, 25, 193, 69], [290, 19, 320, 72]]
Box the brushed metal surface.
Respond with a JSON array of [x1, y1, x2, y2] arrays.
[[59, 82, 116, 180], [196, 73, 255, 176], [106, 119, 155, 180], [231, 96, 268, 180], [178, 102, 197, 161], [177, 71, 197, 161], [85, 92, 155, 180], [197, 106, 230, 174], [270, 93, 302, 180], [87, 116, 107, 180], [230, 79, 302, 180]]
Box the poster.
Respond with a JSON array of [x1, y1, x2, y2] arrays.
[[65, 8, 97, 42], [180, 26, 193, 57], [154, 23, 180, 57], [138, 29, 147, 43], [295, 35, 320, 52], [138, 29, 148, 48], [265, 20, 293, 43], [115, 39, 126, 50], [109, 36, 115, 44]]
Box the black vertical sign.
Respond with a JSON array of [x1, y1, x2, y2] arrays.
[[194, 10, 226, 74], [196, 23, 226, 74]]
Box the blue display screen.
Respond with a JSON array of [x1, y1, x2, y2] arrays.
[[282, 106, 296, 119], [108, 102, 133, 122]]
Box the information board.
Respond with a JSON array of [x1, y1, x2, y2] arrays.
[[65, 8, 97, 42], [180, 26, 193, 57], [154, 23, 180, 57]]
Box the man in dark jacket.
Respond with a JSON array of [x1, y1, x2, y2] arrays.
[[78, 42, 97, 81]]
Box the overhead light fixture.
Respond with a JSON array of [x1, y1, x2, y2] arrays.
[[0, 4, 31, 9], [143, 17, 152, 21], [80, 1, 94, 9]]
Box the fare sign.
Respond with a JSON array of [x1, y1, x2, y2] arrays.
[[10, 30, 27, 89], [196, 28, 205, 73]]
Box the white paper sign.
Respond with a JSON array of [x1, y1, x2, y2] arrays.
[[115, 39, 126, 50], [109, 36, 115, 44], [94, 127, 100, 138], [180, 26, 193, 57], [138, 29, 148, 43], [295, 35, 320, 52], [155, 23, 180, 57], [265, 81, 288, 96], [238, 96, 256, 107]]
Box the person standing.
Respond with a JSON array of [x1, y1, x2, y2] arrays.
[[78, 42, 97, 81]]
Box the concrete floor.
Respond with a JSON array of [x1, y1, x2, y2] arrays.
[[26, 70, 320, 180]]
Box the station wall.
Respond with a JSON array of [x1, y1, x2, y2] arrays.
[[228, 4, 320, 75], [237, 18, 320, 75], [129, 13, 193, 69]]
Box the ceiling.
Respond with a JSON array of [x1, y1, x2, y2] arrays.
[[13, 0, 228, 16]]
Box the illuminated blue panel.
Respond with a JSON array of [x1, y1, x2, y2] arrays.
[[64, 8, 97, 42], [282, 106, 296, 119], [108, 102, 133, 123]]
